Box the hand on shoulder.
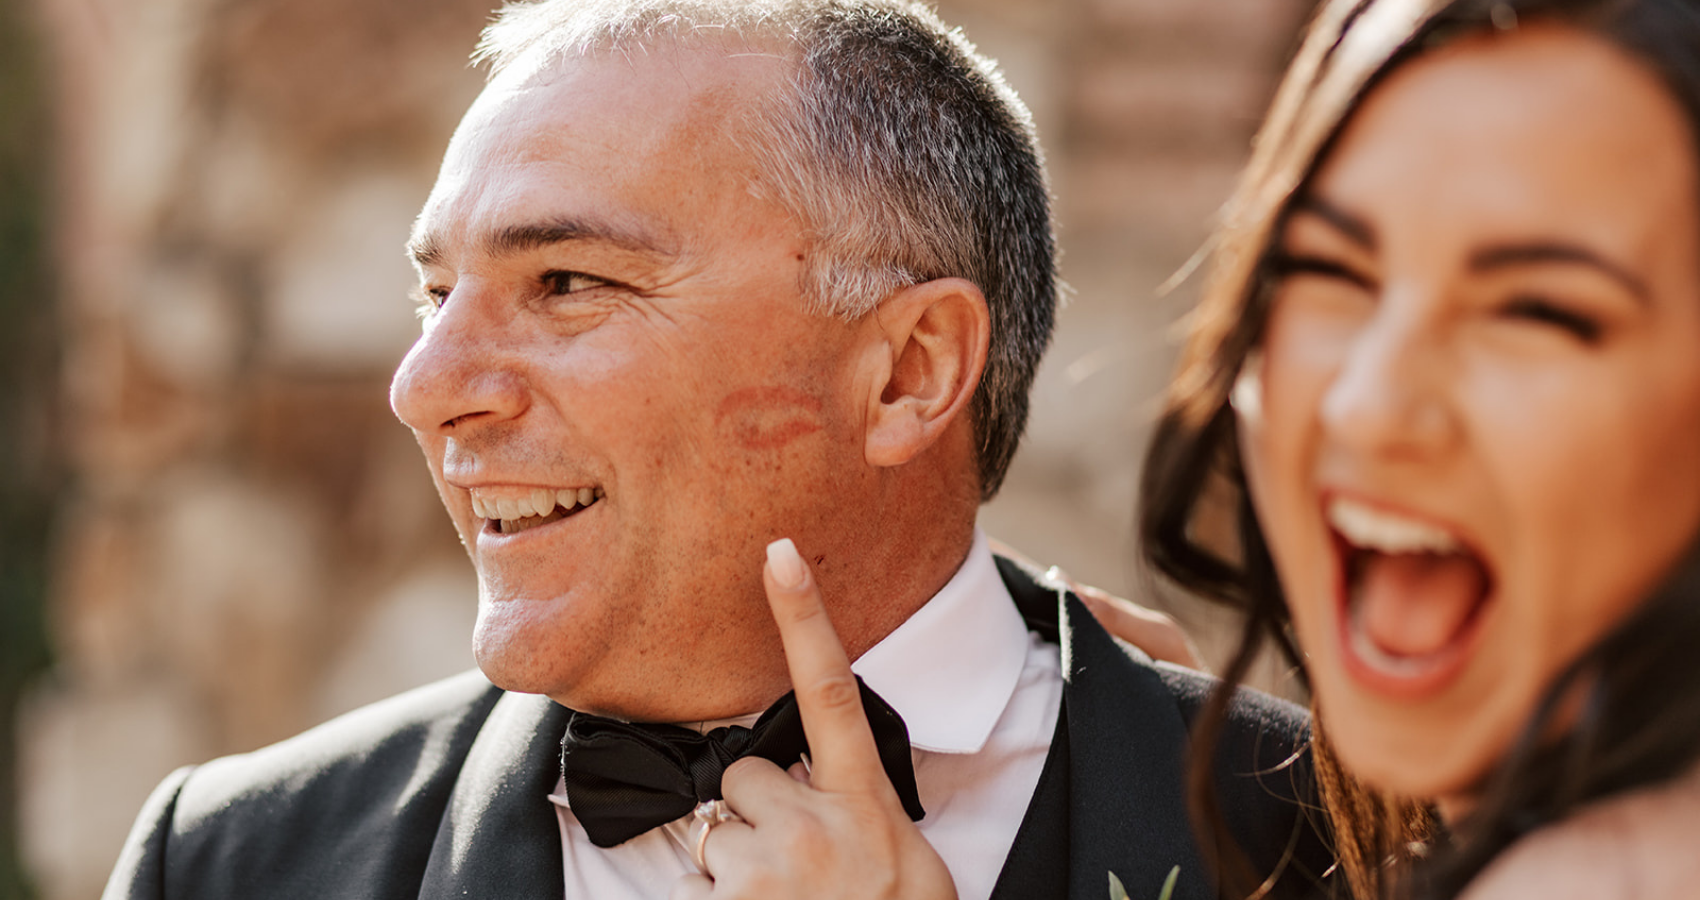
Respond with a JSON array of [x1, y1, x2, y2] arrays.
[[987, 538, 1205, 671]]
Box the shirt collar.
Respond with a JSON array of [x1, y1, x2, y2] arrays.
[[849, 528, 1028, 754]]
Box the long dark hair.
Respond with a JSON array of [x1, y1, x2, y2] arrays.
[[1137, 0, 1700, 896]]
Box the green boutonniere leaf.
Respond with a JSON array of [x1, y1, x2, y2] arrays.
[[1107, 866, 1179, 900], [1157, 865, 1179, 900]]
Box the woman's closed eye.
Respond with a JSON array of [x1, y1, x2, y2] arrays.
[[1269, 251, 1378, 292], [1498, 294, 1604, 343]]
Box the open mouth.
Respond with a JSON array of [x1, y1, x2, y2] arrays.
[[472, 486, 604, 536], [1328, 497, 1493, 690]]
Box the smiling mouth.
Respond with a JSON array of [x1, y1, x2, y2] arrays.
[[1329, 497, 1493, 689], [471, 486, 605, 536]]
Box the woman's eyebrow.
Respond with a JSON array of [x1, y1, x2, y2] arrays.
[[1287, 194, 1377, 250], [1468, 242, 1650, 304]]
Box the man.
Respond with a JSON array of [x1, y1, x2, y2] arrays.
[[105, 2, 1330, 899]]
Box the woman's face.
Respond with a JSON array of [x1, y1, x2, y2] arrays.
[[1240, 24, 1700, 804]]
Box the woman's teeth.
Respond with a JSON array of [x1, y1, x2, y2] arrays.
[[1327, 497, 1460, 554], [470, 487, 605, 533]]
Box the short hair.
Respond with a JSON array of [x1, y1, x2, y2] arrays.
[[476, 0, 1058, 500]]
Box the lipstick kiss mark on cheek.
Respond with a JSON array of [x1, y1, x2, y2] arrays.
[[716, 386, 826, 451]]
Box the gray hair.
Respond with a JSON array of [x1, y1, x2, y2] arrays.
[[477, 0, 1058, 500]]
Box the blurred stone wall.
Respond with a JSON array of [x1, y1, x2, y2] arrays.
[[0, 0, 59, 897], [15, 0, 1312, 897]]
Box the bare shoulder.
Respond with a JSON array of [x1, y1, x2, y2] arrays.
[[1462, 767, 1700, 900]]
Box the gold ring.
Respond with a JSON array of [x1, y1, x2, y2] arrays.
[[690, 799, 743, 873]]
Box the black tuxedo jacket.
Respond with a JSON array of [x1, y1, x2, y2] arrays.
[[105, 558, 1333, 900]]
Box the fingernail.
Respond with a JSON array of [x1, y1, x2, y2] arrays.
[[766, 538, 806, 588]]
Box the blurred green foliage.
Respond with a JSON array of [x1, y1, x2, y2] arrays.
[[0, 0, 57, 895]]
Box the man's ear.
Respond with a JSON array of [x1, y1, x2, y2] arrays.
[[863, 277, 990, 468]]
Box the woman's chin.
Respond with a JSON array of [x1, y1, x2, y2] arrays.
[[1320, 691, 1507, 807], [1351, 747, 1486, 809]]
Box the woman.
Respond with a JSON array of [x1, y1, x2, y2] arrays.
[[683, 0, 1700, 897], [1143, 0, 1700, 896]]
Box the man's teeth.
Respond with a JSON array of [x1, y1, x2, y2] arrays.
[[469, 487, 603, 522], [1327, 498, 1460, 554]]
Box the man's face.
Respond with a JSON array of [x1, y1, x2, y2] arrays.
[[391, 46, 878, 719]]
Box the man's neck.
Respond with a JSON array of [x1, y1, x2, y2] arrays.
[[820, 515, 979, 667]]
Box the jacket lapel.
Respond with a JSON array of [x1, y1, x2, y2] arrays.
[[992, 558, 1212, 900], [418, 690, 570, 900], [987, 697, 1071, 900]]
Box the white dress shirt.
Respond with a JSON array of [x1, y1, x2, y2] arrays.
[[549, 529, 1064, 900]]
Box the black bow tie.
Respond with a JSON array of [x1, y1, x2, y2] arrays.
[[560, 676, 925, 847]]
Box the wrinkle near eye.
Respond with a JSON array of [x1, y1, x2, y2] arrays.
[[536, 293, 622, 336], [624, 294, 690, 330]]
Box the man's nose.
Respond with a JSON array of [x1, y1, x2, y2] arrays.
[[1318, 298, 1459, 460], [389, 288, 529, 436]]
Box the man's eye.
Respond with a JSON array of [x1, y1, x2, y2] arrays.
[[543, 270, 607, 295], [414, 285, 451, 319], [1501, 295, 1603, 343]]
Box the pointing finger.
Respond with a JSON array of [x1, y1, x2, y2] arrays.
[[763, 538, 895, 799]]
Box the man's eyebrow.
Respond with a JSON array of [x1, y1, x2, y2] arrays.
[[1285, 194, 1377, 251], [1468, 242, 1650, 304], [408, 231, 444, 269], [407, 217, 673, 269], [486, 217, 673, 259]]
